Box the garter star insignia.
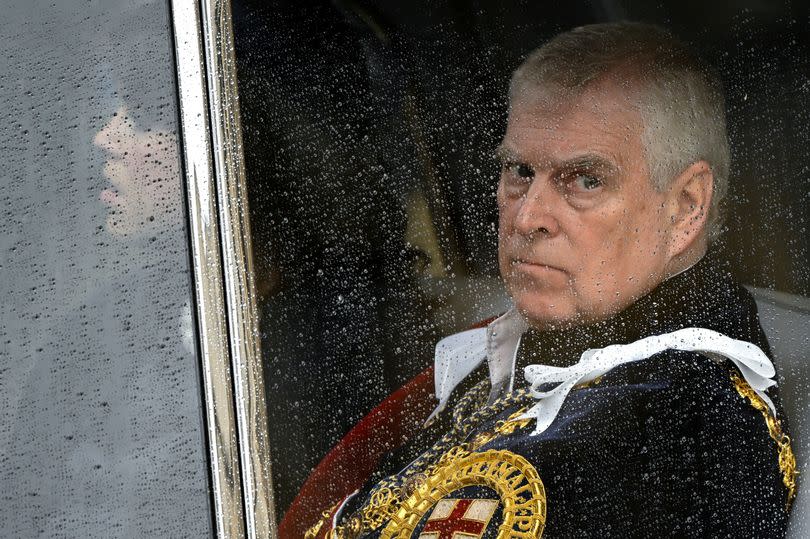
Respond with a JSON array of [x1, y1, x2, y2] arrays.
[[381, 449, 546, 539]]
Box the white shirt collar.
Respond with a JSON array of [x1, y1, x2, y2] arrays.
[[428, 306, 526, 422], [485, 307, 528, 394]]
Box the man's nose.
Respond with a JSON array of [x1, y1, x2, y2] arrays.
[[513, 179, 561, 238]]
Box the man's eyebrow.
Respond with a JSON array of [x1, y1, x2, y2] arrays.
[[557, 153, 618, 173], [494, 146, 618, 173], [494, 144, 519, 163]]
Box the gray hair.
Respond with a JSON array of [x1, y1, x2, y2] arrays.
[[509, 22, 729, 242]]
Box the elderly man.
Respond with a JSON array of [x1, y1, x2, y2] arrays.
[[303, 21, 795, 538]]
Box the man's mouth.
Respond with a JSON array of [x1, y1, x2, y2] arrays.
[[512, 259, 565, 273]]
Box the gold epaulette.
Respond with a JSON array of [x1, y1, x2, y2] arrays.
[[730, 371, 798, 509]]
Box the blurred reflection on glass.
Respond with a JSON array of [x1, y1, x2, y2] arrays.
[[0, 2, 211, 535], [95, 104, 182, 238]]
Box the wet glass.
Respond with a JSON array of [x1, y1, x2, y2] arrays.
[[231, 0, 810, 533], [0, 1, 212, 536]]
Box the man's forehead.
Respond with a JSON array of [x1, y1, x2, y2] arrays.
[[502, 82, 643, 166], [510, 81, 640, 125], [512, 74, 642, 113]]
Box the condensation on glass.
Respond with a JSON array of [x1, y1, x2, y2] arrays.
[[229, 0, 810, 535], [0, 1, 212, 537]]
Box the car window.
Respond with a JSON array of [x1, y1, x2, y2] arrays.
[[230, 0, 810, 529]]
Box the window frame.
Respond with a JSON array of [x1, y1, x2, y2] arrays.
[[170, 1, 276, 537]]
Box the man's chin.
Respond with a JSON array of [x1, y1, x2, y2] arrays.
[[512, 294, 579, 330]]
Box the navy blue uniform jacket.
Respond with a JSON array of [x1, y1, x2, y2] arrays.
[[311, 252, 795, 538]]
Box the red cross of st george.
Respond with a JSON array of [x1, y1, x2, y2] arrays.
[[421, 500, 487, 539]]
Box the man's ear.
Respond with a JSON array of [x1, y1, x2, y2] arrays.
[[665, 160, 714, 259]]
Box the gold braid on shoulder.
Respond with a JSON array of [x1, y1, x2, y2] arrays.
[[730, 371, 797, 509]]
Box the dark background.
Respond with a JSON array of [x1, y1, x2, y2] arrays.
[[232, 0, 810, 518]]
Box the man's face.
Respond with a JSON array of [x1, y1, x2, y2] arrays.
[[497, 81, 675, 328]]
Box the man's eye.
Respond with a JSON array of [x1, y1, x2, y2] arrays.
[[516, 163, 534, 178], [504, 162, 534, 180], [572, 174, 602, 191]]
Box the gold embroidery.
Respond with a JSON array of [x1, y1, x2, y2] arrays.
[[381, 449, 546, 539], [494, 378, 601, 438], [574, 375, 603, 389], [362, 487, 400, 531], [357, 427, 512, 534], [495, 407, 531, 436], [471, 430, 499, 448], [303, 516, 324, 539], [304, 504, 337, 539], [730, 371, 797, 509], [318, 386, 538, 538]]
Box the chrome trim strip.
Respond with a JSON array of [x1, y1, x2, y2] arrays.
[[170, 1, 246, 537], [199, 1, 278, 538]]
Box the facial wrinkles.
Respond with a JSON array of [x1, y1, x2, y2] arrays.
[[499, 84, 668, 326], [503, 118, 629, 241]]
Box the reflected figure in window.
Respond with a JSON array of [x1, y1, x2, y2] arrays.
[[95, 104, 182, 238], [93, 103, 195, 351], [295, 22, 795, 539]]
